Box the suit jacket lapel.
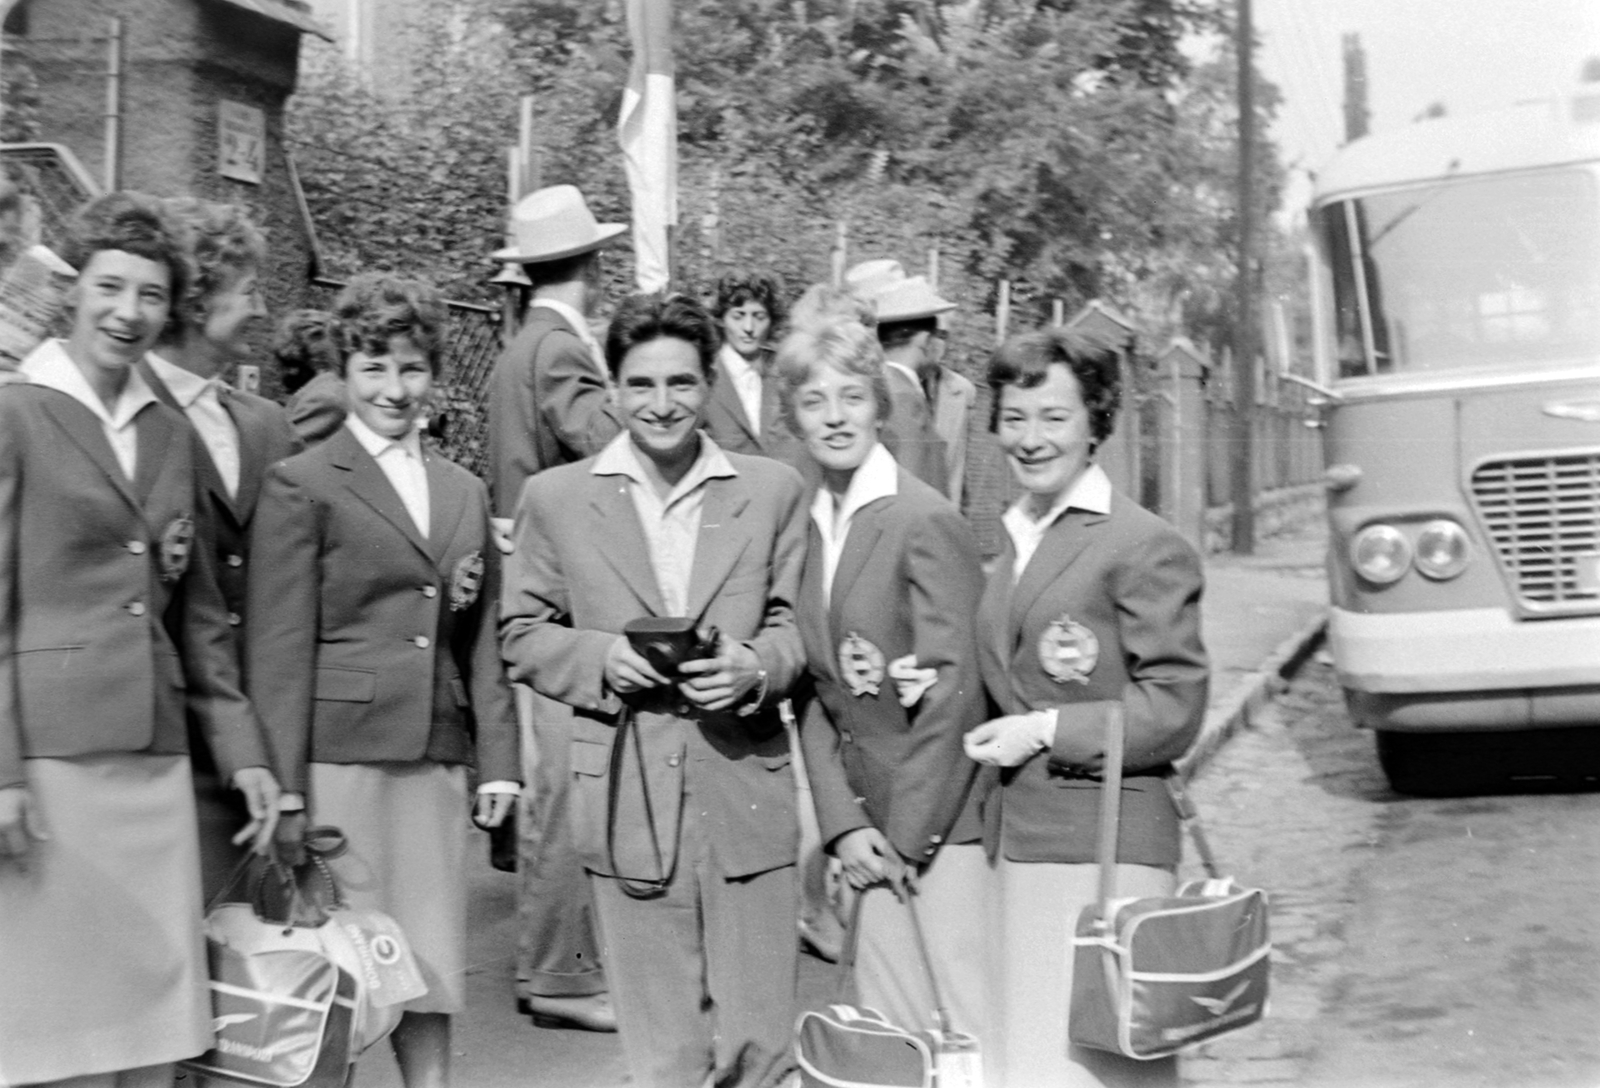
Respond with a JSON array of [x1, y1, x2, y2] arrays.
[[133, 404, 183, 509], [711, 360, 759, 444], [1009, 507, 1107, 645], [225, 391, 269, 521], [685, 475, 751, 622], [589, 477, 666, 616], [327, 427, 433, 565], [798, 520, 835, 680], [38, 394, 145, 518], [424, 450, 468, 566], [826, 498, 887, 635]]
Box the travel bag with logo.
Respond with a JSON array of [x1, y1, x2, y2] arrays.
[[794, 888, 983, 1088], [1069, 705, 1271, 1060]]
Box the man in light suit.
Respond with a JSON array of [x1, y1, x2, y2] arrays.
[[139, 198, 303, 898], [501, 294, 808, 1088], [923, 327, 977, 511], [486, 185, 625, 1030]]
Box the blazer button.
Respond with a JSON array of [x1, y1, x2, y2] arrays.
[[127, 601, 146, 616], [666, 754, 681, 767], [840, 730, 853, 744], [930, 834, 943, 844], [127, 540, 147, 555], [422, 586, 438, 598], [413, 635, 431, 649], [227, 612, 242, 627], [226, 554, 244, 568]]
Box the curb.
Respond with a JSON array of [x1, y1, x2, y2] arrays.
[[1175, 612, 1329, 782]]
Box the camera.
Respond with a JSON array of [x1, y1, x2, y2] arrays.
[[623, 617, 720, 678]]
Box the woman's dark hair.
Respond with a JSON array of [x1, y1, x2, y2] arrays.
[[986, 326, 1123, 444], [712, 270, 786, 326], [332, 272, 448, 375], [604, 292, 720, 379], [272, 308, 341, 393], [161, 198, 267, 334], [61, 191, 192, 324]]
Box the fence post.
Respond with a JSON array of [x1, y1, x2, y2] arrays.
[[1158, 339, 1209, 548]]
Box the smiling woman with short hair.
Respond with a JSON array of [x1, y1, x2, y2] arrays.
[[0, 191, 276, 1088], [244, 272, 519, 1088]]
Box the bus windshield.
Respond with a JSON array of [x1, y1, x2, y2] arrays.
[[1318, 167, 1600, 379]]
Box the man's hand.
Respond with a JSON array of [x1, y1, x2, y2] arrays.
[[473, 790, 516, 829], [230, 767, 282, 855], [833, 826, 905, 892], [604, 636, 672, 695], [490, 517, 515, 556], [964, 712, 1056, 768], [0, 785, 47, 863], [677, 637, 763, 712]]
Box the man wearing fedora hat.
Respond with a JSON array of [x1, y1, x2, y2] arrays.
[[843, 260, 952, 497], [487, 184, 627, 1033]]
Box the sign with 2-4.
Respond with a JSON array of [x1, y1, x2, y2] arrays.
[[218, 99, 265, 185]]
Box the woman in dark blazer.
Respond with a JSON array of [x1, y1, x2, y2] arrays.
[[963, 327, 1209, 1088], [246, 273, 519, 1088], [779, 313, 989, 1040], [0, 192, 278, 1088]]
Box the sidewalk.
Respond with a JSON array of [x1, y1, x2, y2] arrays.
[[350, 521, 1331, 1088]]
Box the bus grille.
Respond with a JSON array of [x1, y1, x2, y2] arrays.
[[1470, 453, 1600, 616]]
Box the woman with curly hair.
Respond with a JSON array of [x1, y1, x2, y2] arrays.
[[138, 198, 301, 900], [246, 272, 520, 1088], [0, 191, 277, 1087]]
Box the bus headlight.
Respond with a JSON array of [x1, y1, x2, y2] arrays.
[[1414, 519, 1470, 580], [1351, 524, 1411, 584]]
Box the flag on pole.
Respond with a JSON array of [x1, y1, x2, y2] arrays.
[[619, 0, 677, 293]]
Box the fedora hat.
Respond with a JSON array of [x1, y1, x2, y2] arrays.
[[493, 185, 627, 264], [845, 258, 955, 323]]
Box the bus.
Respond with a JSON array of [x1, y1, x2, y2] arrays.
[[1307, 79, 1600, 794]]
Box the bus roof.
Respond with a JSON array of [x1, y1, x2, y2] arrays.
[[1312, 90, 1600, 205]]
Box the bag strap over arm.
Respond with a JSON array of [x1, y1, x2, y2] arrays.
[[1094, 703, 1126, 913]]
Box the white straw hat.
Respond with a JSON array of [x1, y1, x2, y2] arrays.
[[492, 185, 628, 264]]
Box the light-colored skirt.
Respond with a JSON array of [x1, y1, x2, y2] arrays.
[[987, 858, 1180, 1088], [309, 761, 469, 1014], [855, 842, 990, 1043], [0, 753, 211, 1085]]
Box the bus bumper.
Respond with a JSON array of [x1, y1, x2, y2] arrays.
[[1330, 606, 1600, 732]]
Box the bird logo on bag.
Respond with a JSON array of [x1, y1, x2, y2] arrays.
[[1191, 979, 1253, 1016]]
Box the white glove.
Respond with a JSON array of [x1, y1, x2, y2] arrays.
[[963, 711, 1057, 767], [887, 655, 938, 709]]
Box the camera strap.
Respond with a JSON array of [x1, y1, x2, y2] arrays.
[[606, 707, 674, 899]]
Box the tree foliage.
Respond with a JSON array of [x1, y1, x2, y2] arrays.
[[288, 0, 1291, 367]]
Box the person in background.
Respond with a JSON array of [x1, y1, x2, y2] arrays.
[[277, 308, 347, 444], [703, 269, 804, 467], [843, 259, 951, 495], [922, 317, 977, 511], [0, 190, 278, 1088], [778, 312, 989, 1040], [487, 184, 626, 1032], [963, 326, 1208, 1088], [246, 273, 519, 1088], [501, 293, 808, 1088], [136, 199, 300, 900]]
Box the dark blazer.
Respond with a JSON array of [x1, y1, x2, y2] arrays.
[[702, 351, 808, 472], [798, 469, 986, 865], [500, 447, 809, 881], [0, 382, 266, 788], [487, 306, 621, 515], [285, 370, 347, 447], [245, 426, 519, 795], [139, 359, 303, 632], [976, 489, 1208, 868], [883, 364, 950, 498]]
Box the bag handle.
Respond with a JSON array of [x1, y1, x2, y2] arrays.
[[607, 708, 674, 899], [833, 880, 955, 1037], [1093, 703, 1126, 915]]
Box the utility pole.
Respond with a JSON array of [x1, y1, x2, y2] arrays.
[[1229, 0, 1256, 555], [1342, 33, 1370, 144]]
